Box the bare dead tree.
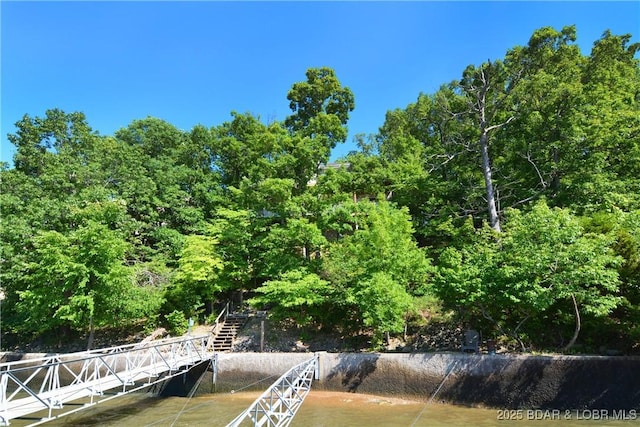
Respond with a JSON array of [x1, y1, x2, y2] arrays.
[[459, 60, 521, 232]]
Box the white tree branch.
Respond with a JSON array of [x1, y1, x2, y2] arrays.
[[485, 115, 515, 133]]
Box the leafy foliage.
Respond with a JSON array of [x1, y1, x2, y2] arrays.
[[165, 310, 188, 336], [163, 230, 224, 317], [251, 201, 432, 341], [435, 201, 622, 350], [250, 269, 332, 326], [14, 212, 157, 345], [2, 34, 639, 353]]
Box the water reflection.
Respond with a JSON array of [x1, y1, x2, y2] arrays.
[[39, 391, 640, 427]]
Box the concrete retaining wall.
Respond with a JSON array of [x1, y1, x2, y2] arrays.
[[211, 352, 640, 410], [4, 351, 638, 410]]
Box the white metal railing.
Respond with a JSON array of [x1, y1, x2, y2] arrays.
[[208, 302, 230, 350], [0, 334, 215, 426], [227, 356, 318, 427]]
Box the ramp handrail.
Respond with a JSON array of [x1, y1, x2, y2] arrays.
[[227, 356, 318, 427], [0, 334, 207, 370], [0, 334, 214, 426]]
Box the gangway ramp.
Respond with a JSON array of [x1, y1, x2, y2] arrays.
[[0, 335, 216, 426], [227, 356, 318, 427]]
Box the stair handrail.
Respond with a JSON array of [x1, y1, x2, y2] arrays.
[[208, 302, 230, 347]]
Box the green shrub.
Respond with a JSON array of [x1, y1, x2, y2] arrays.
[[165, 310, 188, 336]]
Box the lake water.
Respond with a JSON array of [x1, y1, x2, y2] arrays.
[[34, 391, 640, 427]]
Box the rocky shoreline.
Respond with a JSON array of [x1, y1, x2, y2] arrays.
[[5, 311, 633, 356]]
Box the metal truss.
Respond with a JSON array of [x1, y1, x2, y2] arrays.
[[227, 356, 318, 427], [0, 335, 215, 426]]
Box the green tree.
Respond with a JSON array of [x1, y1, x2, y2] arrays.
[[322, 201, 432, 335], [376, 92, 475, 245], [211, 113, 281, 189], [10, 109, 97, 177], [582, 210, 640, 349], [164, 230, 224, 317], [435, 201, 621, 351], [114, 117, 212, 239], [250, 269, 333, 326], [575, 30, 640, 211], [211, 208, 256, 293], [259, 217, 326, 278], [249, 200, 431, 341], [285, 67, 355, 167], [499, 26, 595, 212], [14, 209, 155, 349], [114, 116, 187, 159], [356, 272, 413, 347]]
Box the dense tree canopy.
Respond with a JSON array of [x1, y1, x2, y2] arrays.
[[436, 201, 621, 350], [1, 31, 639, 353]]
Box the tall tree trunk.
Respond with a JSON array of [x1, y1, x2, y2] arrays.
[[479, 130, 501, 232]]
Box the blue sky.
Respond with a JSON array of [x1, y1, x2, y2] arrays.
[[1, 1, 638, 165]]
